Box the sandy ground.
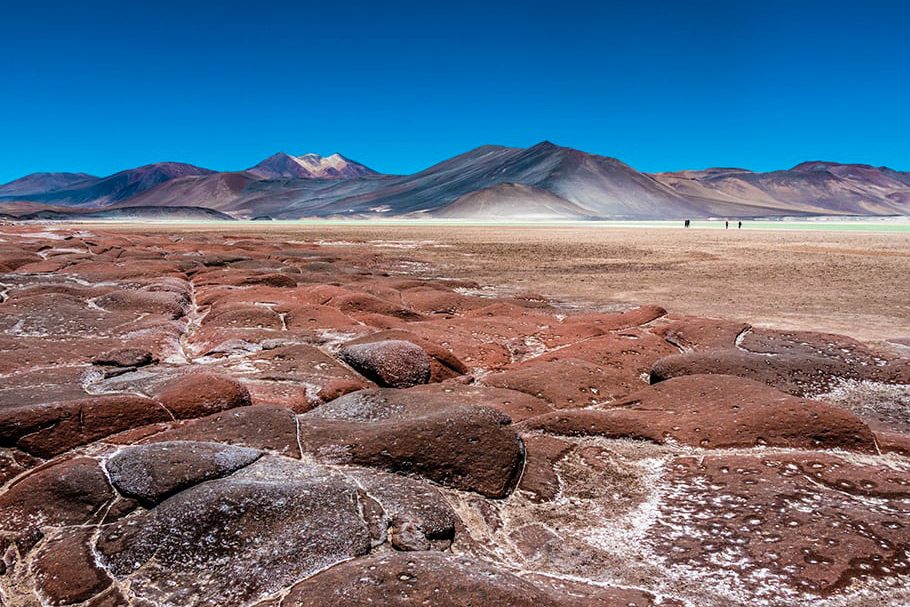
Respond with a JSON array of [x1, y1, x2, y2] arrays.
[[74, 222, 910, 342]]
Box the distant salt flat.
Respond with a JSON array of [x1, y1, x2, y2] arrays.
[[56, 216, 910, 233]]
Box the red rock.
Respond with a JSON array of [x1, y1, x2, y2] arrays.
[[279, 303, 362, 332], [651, 328, 910, 395], [521, 374, 876, 452], [276, 551, 663, 607], [654, 315, 750, 350], [564, 304, 668, 331], [342, 329, 469, 381], [524, 574, 680, 607], [649, 348, 898, 396], [221, 343, 373, 408], [339, 339, 432, 388], [484, 357, 624, 408], [83, 587, 130, 607], [94, 289, 189, 319], [0, 447, 39, 484], [300, 392, 524, 497], [238, 272, 298, 288], [145, 405, 301, 457], [195, 252, 253, 267], [0, 457, 113, 547], [741, 327, 894, 363], [533, 330, 675, 388], [194, 283, 299, 307], [345, 468, 457, 551], [462, 301, 555, 324], [96, 457, 374, 607], [0, 252, 41, 272], [328, 291, 424, 321], [8, 283, 115, 300], [400, 286, 492, 315], [92, 347, 156, 367], [201, 303, 283, 329], [1, 395, 171, 458], [0, 292, 135, 337], [875, 430, 910, 456], [376, 383, 553, 422], [62, 259, 189, 282], [32, 527, 113, 606], [154, 373, 252, 420], [651, 453, 910, 596], [394, 320, 513, 368], [518, 434, 575, 502], [0, 364, 91, 407], [348, 311, 413, 329], [105, 440, 262, 505]]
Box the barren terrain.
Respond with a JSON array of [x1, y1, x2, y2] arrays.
[[1, 221, 908, 607], [94, 221, 910, 341]]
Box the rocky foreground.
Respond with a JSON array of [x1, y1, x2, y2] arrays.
[[0, 226, 909, 607]]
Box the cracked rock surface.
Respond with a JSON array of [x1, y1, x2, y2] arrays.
[[0, 225, 908, 607]]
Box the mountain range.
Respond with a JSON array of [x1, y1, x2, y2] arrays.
[[1, 143, 907, 220]]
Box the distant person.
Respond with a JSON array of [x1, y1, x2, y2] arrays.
[[725, 220, 729, 229], [738, 221, 742, 229], [684, 219, 690, 228]]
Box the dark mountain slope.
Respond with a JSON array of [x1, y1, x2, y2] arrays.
[[0, 172, 99, 196], [433, 183, 597, 219], [0, 163, 215, 207]]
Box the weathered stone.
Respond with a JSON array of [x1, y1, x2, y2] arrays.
[[651, 453, 910, 596], [517, 434, 575, 502], [623, 374, 877, 450], [484, 357, 623, 408], [1, 395, 171, 458], [0, 447, 39, 484], [0, 292, 135, 337], [275, 552, 555, 606], [0, 457, 112, 546], [94, 288, 188, 319], [105, 440, 262, 505], [300, 392, 524, 497], [342, 329, 469, 381], [155, 372, 252, 419], [220, 343, 373, 409], [655, 315, 750, 351], [96, 457, 373, 607], [651, 328, 910, 396], [329, 291, 425, 321], [339, 384, 552, 423], [32, 527, 113, 606], [276, 551, 663, 607], [345, 468, 457, 551], [145, 405, 300, 457], [201, 303, 284, 329], [522, 374, 877, 452], [339, 339, 432, 388], [92, 347, 156, 367]]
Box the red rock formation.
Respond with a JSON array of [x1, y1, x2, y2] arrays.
[[0, 225, 907, 607]]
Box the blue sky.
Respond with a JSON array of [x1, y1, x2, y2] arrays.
[[2, 0, 908, 181]]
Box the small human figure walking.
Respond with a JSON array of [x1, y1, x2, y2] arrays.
[[738, 221, 742, 229], [725, 220, 729, 229], [684, 219, 690, 228]]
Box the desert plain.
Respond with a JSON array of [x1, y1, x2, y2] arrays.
[[0, 220, 908, 607], [97, 220, 910, 340]]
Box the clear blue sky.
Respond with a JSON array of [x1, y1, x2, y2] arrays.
[[2, 0, 909, 181]]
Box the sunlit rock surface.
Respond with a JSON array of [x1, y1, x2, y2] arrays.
[[0, 225, 908, 607]]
